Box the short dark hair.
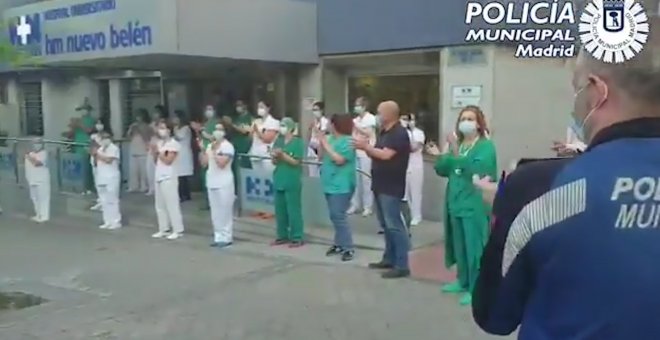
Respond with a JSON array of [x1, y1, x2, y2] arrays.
[[313, 101, 324, 110], [330, 113, 354, 135]]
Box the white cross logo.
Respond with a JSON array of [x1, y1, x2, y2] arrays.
[[16, 15, 32, 45]]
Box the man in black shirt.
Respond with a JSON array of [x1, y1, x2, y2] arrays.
[[353, 100, 411, 279]]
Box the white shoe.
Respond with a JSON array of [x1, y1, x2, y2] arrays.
[[166, 232, 182, 240], [361, 209, 372, 217], [152, 231, 168, 238], [145, 191, 154, 196], [410, 219, 421, 226], [98, 224, 109, 229], [30, 216, 41, 222], [107, 224, 122, 230], [346, 206, 358, 215], [90, 203, 102, 211]]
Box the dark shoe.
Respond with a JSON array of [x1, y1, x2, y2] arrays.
[[199, 205, 210, 211], [216, 242, 233, 249], [326, 245, 342, 256], [270, 239, 289, 246], [377, 230, 384, 235], [341, 250, 355, 262], [288, 240, 304, 248], [210, 242, 219, 247], [368, 261, 393, 270], [381, 268, 411, 279]]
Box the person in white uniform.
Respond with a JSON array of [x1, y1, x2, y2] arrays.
[[25, 138, 50, 223], [93, 132, 122, 230], [307, 101, 329, 177], [89, 120, 105, 211], [349, 96, 376, 217], [145, 116, 162, 196], [249, 101, 280, 173], [151, 121, 185, 240], [172, 114, 194, 202], [401, 113, 426, 226], [127, 109, 151, 193], [200, 126, 235, 248]]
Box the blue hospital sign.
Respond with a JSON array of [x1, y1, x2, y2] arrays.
[[245, 175, 274, 204], [61, 157, 82, 180], [8, 13, 42, 55], [0, 151, 16, 171]]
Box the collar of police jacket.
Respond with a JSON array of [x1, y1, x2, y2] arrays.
[[588, 117, 660, 152]]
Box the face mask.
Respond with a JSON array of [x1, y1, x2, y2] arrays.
[[312, 109, 322, 118], [400, 120, 409, 128], [375, 115, 383, 127], [279, 127, 289, 135], [409, 120, 416, 128], [236, 107, 244, 114], [32, 143, 43, 151], [571, 84, 600, 143], [172, 119, 180, 126], [354, 106, 364, 115], [257, 108, 267, 117], [205, 110, 215, 119], [101, 139, 111, 147], [213, 130, 225, 140], [458, 120, 478, 135], [158, 129, 169, 138], [95, 124, 104, 131]]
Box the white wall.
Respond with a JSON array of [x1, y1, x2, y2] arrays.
[[42, 76, 100, 139], [491, 47, 573, 169]]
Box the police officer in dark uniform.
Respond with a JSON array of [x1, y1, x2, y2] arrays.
[[473, 44, 660, 339]]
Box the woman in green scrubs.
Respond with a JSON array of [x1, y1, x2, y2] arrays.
[[427, 105, 498, 306], [271, 117, 305, 248]]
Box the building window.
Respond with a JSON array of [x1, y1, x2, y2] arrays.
[[348, 75, 439, 142], [122, 78, 162, 134], [21, 82, 43, 136]]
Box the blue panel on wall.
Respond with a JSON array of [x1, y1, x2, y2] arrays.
[[318, 0, 579, 55]]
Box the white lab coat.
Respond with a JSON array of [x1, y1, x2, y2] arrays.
[[90, 133, 102, 203], [96, 143, 122, 227], [25, 149, 50, 222], [206, 140, 236, 243], [249, 115, 280, 174], [307, 116, 329, 177], [405, 127, 426, 223], [128, 123, 149, 192], [351, 112, 377, 212], [145, 136, 158, 195], [154, 138, 185, 234], [173, 125, 194, 177]]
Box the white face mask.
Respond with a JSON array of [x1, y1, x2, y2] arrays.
[[158, 128, 169, 138], [32, 143, 43, 151], [95, 124, 104, 131], [100, 139, 111, 147], [279, 127, 289, 135], [400, 120, 409, 128], [213, 130, 225, 141], [458, 120, 478, 135], [257, 108, 268, 117], [205, 110, 215, 119], [312, 109, 322, 118], [409, 120, 416, 128], [354, 106, 364, 115]]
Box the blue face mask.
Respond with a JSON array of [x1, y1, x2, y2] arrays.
[[569, 113, 585, 142], [375, 115, 383, 128]]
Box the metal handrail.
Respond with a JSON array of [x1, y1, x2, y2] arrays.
[[0, 137, 372, 178]]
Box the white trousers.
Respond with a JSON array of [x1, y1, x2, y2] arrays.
[[307, 147, 320, 178], [98, 179, 122, 226], [129, 155, 148, 192], [155, 177, 184, 234], [207, 186, 235, 243], [29, 183, 50, 221], [145, 155, 155, 194], [405, 166, 424, 222], [351, 155, 373, 211]]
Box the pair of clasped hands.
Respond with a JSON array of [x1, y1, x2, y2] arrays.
[[424, 132, 498, 204]]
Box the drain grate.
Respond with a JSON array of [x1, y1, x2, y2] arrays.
[[0, 292, 47, 311]]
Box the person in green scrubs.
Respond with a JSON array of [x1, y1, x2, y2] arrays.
[[225, 100, 253, 169], [271, 117, 304, 248], [426, 105, 498, 306]]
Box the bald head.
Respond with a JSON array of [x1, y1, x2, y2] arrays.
[[377, 101, 400, 125]]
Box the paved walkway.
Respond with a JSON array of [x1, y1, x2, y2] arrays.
[[0, 212, 512, 340]]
